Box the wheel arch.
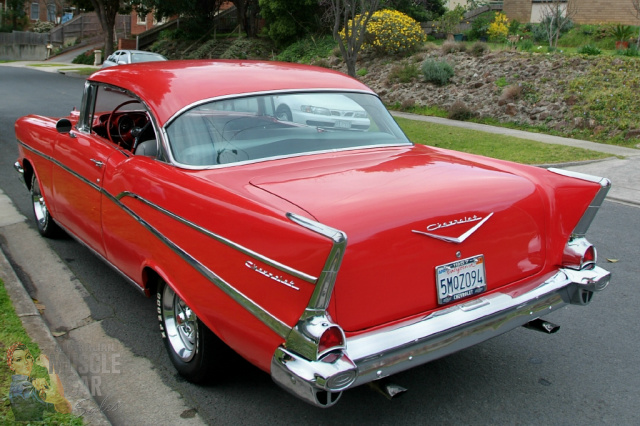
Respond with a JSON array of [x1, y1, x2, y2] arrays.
[[21, 158, 35, 192]]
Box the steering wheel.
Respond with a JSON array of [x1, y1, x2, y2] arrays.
[[131, 120, 152, 152], [107, 100, 143, 148]]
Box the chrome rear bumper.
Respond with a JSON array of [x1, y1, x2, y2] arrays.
[[271, 265, 610, 407]]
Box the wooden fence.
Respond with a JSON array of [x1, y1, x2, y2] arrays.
[[0, 31, 49, 60], [50, 13, 131, 46]]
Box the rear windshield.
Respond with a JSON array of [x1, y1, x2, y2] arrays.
[[131, 53, 166, 63], [165, 92, 411, 167]]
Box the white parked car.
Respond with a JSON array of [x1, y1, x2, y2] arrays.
[[274, 93, 370, 130], [101, 50, 167, 68]]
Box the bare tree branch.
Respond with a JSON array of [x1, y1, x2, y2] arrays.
[[539, 0, 577, 48], [321, 0, 381, 77], [632, 0, 640, 48]]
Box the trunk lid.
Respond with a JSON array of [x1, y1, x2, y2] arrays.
[[250, 146, 547, 332]]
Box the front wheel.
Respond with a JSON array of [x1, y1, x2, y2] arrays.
[[30, 173, 63, 238], [275, 105, 292, 122], [157, 279, 225, 383]]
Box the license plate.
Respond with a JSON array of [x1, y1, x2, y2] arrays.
[[435, 255, 486, 305], [335, 119, 351, 129]]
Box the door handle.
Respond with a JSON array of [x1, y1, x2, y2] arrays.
[[90, 159, 104, 167]]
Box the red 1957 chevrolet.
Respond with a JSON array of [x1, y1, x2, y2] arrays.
[[14, 60, 611, 407]]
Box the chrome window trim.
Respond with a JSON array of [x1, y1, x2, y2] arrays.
[[77, 80, 95, 133], [163, 88, 377, 128], [160, 89, 411, 169], [164, 143, 412, 171], [82, 82, 166, 159]]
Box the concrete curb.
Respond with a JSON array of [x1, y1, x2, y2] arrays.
[[0, 190, 110, 425]]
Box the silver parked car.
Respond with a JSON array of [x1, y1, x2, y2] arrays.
[[273, 94, 370, 130], [101, 49, 167, 68]]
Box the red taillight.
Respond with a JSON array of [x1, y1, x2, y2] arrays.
[[318, 326, 344, 355], [563, 238, 596, 270], [583, 245, 596, 264]]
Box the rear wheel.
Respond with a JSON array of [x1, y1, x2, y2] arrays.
[[30, 173, 63, 238], [157, 278, 224, 383]]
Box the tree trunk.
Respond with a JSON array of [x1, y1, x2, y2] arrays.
[[91, 0, 118, 58]]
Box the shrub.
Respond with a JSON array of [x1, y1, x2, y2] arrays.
[[519, 39, 534, 51], [468, 11, 495, 41], [527, 23, 548, 43], [488, 12, 509, 42], [609, 24, 633, 41], [401, 99, 416, 110], [470, 41, 489, 57], [508, 19, 521, 35], [356, 68, 368, 76], [435, 5, 465, 36], [388, 62, 420, 83], [499, 84, 523, 103], [277, 35, 336, 63], [618, 45, 640, 57], [447, 100, 474, 120], [31, 20, 55, 33], [363, 9, 427, 55], [72, 49, 97, 65], [577, 44, 601, 56], [421, 59, 454, 85], [441, 41, 466, 54]]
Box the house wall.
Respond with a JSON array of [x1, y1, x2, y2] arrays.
[[446, 0, 467, 9], [503, 0, 532, 23], [131, 11, 154, 35], [572, 0, 640, 25], [504, 0, 640, 26], [25, 0, 65, 23]]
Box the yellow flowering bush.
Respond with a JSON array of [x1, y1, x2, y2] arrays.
[[340, 9, 426, 55], [488, 12, 509, 41]]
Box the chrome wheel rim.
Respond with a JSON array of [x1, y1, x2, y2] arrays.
[[162, 285, 197, 362], [31, 183, 47, 228]]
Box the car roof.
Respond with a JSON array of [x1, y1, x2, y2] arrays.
[[89, 60, 374, 127]]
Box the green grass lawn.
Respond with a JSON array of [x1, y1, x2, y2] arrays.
[[396, 117, 612, 164], [27, 63, 67, 67]]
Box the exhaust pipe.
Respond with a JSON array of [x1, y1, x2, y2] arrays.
[[368, 378, 407, 400], [524, 318, 560, 334]]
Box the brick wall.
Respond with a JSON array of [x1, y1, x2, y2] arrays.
[[118, 38, 137, 50], [503, 0, 532, 22], [573, 0, 640, 25], [504, 0, 640, 25]]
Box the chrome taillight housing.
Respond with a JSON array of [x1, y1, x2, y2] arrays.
[[318, 326, 345, 355], [563, 237, 597, 270]]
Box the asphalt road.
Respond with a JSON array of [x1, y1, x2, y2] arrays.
[[1, 67, 639, 425]]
